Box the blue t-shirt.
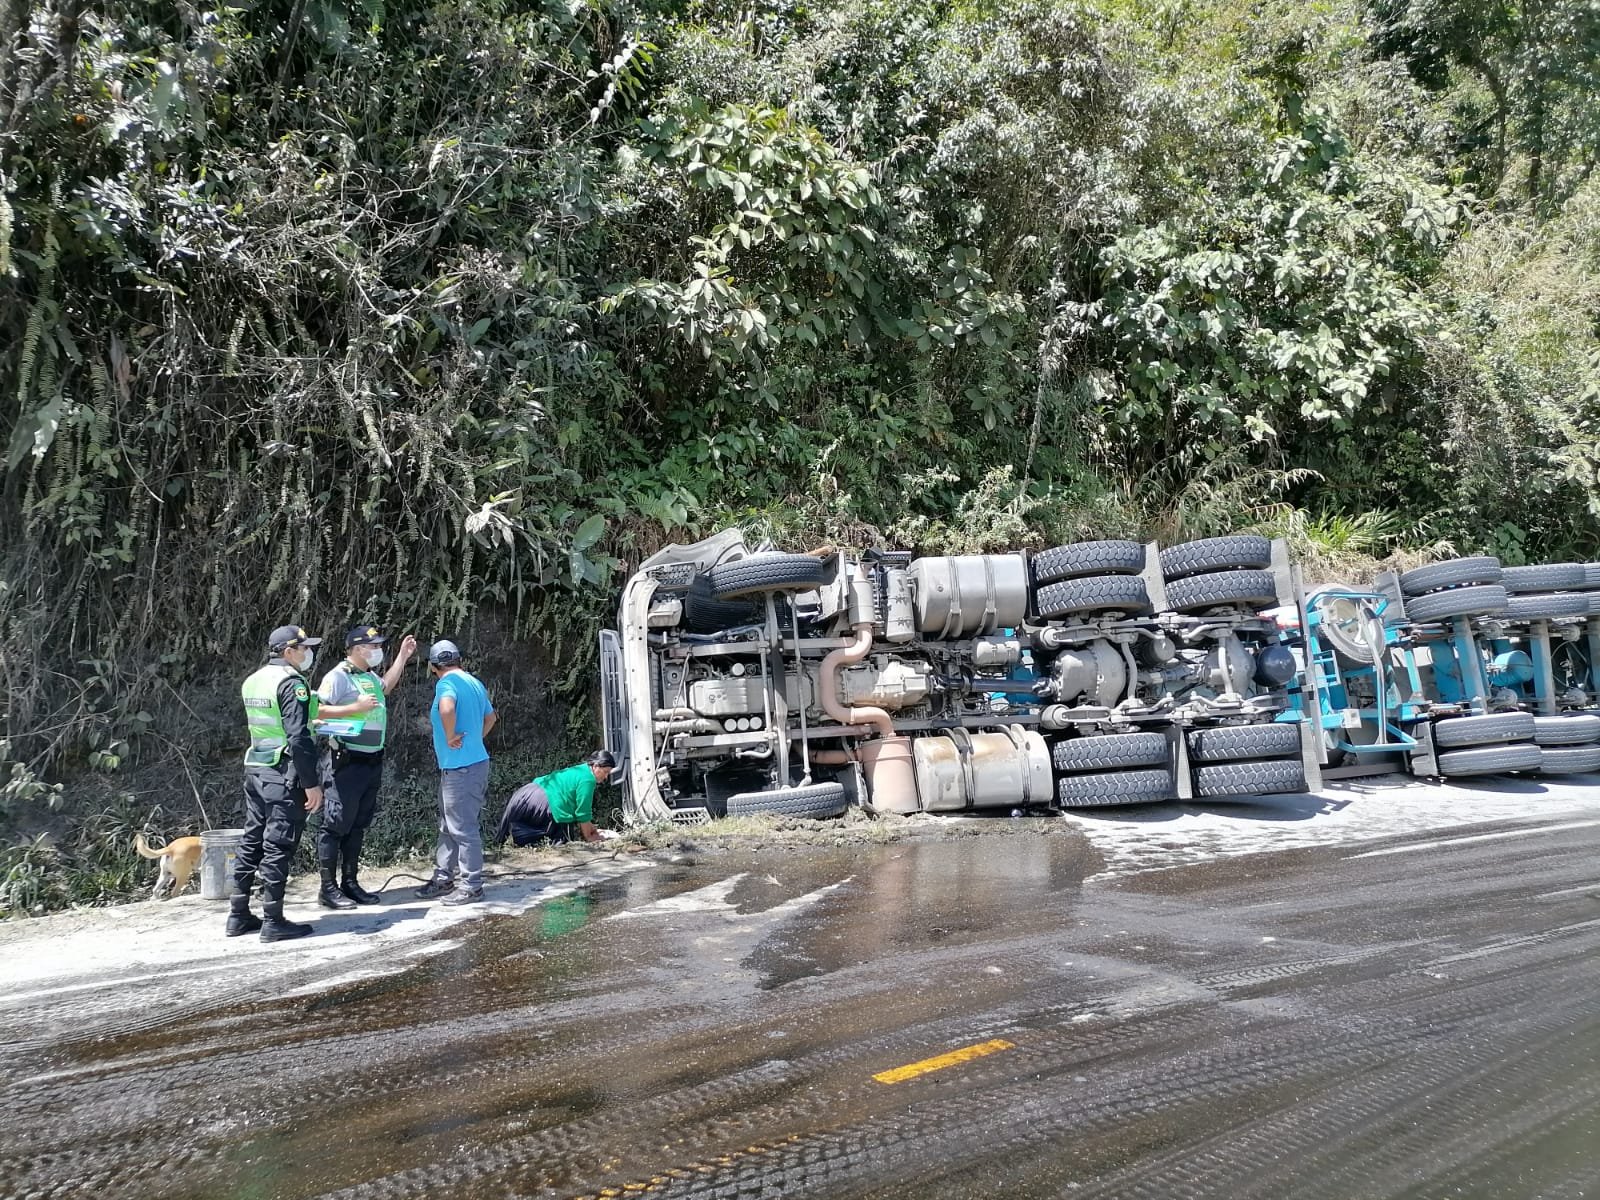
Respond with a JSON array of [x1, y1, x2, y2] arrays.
[[431, 669, 494, 769]]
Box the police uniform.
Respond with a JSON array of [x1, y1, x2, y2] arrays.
[[227, 624, 322, 942], [315, 626, 390, 907]]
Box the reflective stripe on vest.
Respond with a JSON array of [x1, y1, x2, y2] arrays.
[[242, 664, 317, 768], [340, 668, 387, 751]]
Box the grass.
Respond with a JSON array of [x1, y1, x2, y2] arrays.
[[0, 794, 186, 917]]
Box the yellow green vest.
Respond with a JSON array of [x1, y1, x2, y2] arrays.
[[242, 663, 316, 767], [337, 666, 387, 751]]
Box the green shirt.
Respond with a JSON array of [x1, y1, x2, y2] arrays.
[[536, 763, 598, 824]]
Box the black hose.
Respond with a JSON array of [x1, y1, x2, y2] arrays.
[[368, 849, 626, 896]]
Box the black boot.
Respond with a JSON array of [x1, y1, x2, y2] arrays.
[[318, 865, 357, 910], [340, 851, 381, 905], [224, 889, 261, 937], [260, 900, 313, 942]]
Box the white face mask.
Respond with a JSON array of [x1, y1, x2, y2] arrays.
[[365, 647, 385, 669], [296, 648, 316, 674]]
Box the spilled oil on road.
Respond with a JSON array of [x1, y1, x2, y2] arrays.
[[3, 792, 1600, 1199]]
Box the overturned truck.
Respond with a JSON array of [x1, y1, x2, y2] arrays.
[[600, 529, 1321, 824]]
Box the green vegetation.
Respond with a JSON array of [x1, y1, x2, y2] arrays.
[[2, 0, 1598, 910]]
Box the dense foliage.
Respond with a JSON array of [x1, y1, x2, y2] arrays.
[[2, 0, 1598, 867]]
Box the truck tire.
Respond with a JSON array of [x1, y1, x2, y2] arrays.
[[1162, 569, 1279, 613], [709, 552, 830, 599], [1532, 714, 1600, 746], [726, 782, 849, 819], [1537, 745, 1600, 774], [1432, 712, 1536, 748], [1056, 768, 1173, 807], [1034, 575, 1152, 618], [1435, 744, 1543, 777], [683, 575, 762, 633], [1192, 758, 1306, 797], [1188, 722, 1302, 763], [1397, 556, 1502, 596], [1159, 535, 1272, 581], [1031, 540, 1147, 585], [1504, 592, 1591, 621], [1400, 584, 1508, 623], [1500, 563, 1586, 593], [1051, 732, 1169, 772], [1585, 563, 1600, 589]]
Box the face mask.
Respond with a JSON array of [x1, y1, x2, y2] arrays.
[[365, 647, 385, 669], [297, 649, 316, 674]]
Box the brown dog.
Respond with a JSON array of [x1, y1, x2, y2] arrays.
[[134, 833, 204, 899]]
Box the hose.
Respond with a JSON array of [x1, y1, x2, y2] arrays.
[[368, 848, 627, 895]]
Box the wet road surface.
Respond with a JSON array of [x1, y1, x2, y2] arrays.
[[4, 786, 1600, 1199]]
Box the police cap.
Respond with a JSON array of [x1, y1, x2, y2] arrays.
[[268, 624, 323, 652], [345, 625, 387, 648]]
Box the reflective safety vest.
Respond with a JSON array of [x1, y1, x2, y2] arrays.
[[335, 666, 387, 752], [242, 663, 316, 768]]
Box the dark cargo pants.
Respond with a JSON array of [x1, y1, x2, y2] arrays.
[[235, 767, 310, 905], [317, 752, 383, 870]]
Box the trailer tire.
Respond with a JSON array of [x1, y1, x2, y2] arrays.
[[709, 552, 830, 599], [1537, 745, 1600, 774], [1192, 758, 1307, 798], [1436, 744, 1543, 777], [1056, 768, 1173, 807], [1397, 556, 1502, 596], [1034, 574, 1152, 618], [683, 575, 763, 633], [1501, 563, 1587, 593], [1031, 540, 1147, 585], [1432, 712, 1536, 748], [1532, 714, 1600, 746], [726, 782, 849, 819], [1159, 535, 1273, 581], [1584, 563, 1600, 590], [1504, 592, 1591, 621], [1188, 722, 1302, 762], [1163, 569, 1279, 614], [1400, 584, 1508, 623], [1051, 732, 1169, 772]]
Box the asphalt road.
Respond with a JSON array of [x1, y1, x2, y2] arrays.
[[3, 779, 1600, 1200]]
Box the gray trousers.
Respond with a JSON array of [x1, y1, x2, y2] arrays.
[[433, 759, 490, 889]]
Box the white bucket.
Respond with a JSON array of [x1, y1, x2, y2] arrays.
[[199, 828, 244, 900]]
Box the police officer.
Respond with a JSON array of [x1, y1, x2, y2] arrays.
[[228, 624, 325, 942], [313, 625, 418, 908]]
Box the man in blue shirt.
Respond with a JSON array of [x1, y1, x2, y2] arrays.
[[416, 639, 496, 905]]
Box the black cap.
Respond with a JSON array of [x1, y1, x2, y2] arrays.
[[345, 625, 387, 648], [268, 624, 322, 652]]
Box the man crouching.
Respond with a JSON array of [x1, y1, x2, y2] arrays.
[[496, 751, 616, 847]]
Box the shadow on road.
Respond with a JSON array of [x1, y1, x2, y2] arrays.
[[1069, 790, 1347, 825], [308, 904, 434, 936]]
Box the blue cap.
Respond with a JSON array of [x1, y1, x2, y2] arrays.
[[428, 639, 462, 666]]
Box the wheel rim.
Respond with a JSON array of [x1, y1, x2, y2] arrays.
[[1316, 594, 1382, 665]]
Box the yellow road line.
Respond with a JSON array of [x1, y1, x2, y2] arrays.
[[872, 1038, 1015, 1084]]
